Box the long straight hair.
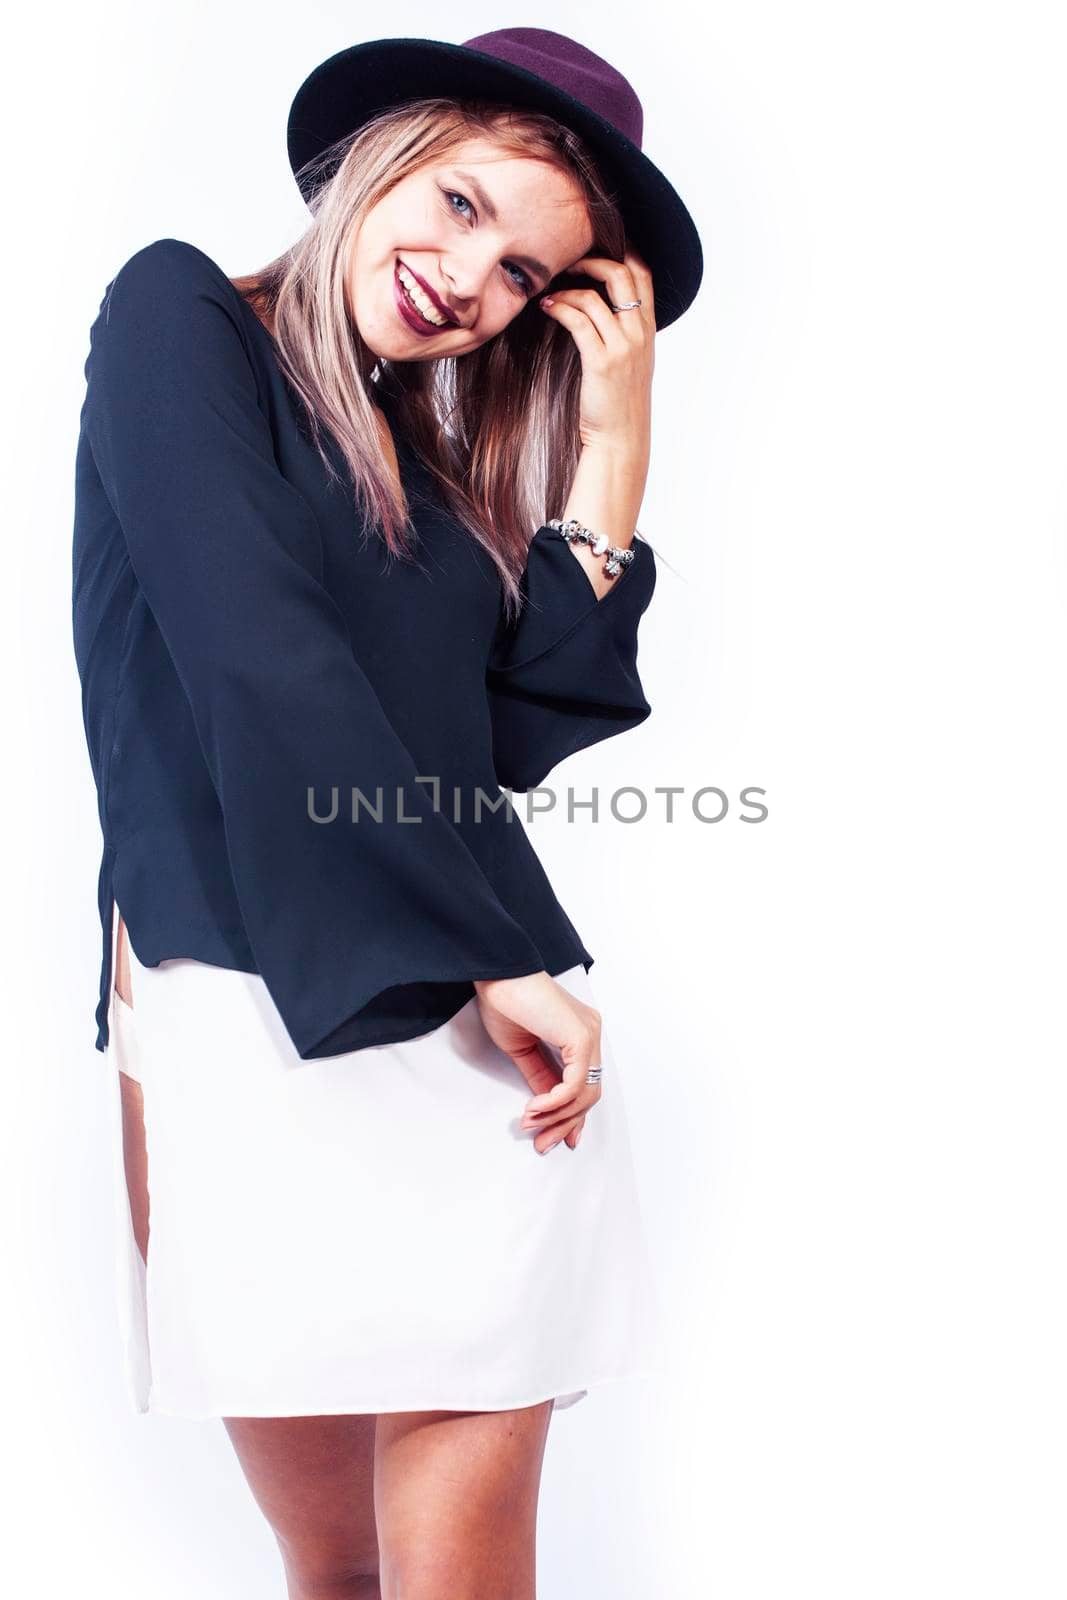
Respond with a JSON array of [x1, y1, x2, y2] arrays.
[[232, 98, 628, 622]]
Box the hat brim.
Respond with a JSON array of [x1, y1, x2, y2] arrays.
[[287, 36, 702, 331]]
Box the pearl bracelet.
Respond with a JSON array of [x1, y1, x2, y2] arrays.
[[546, 517, 637, 579]]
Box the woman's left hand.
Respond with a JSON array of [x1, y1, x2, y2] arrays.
[[539, 247, 656, 459]]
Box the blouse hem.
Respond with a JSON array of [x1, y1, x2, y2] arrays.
[[296, 944, 592, 1059]]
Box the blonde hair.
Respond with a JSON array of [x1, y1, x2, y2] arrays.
[[232, 98, 627, 620]]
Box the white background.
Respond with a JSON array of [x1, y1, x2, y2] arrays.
[[4, 1, 1065, 1594]]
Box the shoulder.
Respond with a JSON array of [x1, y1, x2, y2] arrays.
[[92, 237, 254, 370], [105, 236, 238, 305], [97, 237, 249, 342]]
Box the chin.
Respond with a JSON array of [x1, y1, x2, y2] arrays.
[[353, 318, 405, 364]]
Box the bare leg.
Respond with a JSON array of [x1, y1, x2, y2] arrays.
[[118, 1070, 150, 1265], [374, 1402, 554, 1600], [115, 913, 150, 1265], [223, 1414, 381, 1599], [114, 910, 133, 1010]]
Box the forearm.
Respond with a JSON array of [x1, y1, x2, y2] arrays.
[[558, 440, 650, 599]]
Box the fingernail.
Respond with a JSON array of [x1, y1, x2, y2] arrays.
[[574, 1128, 582, 1148], [540, 296, 554, 308]]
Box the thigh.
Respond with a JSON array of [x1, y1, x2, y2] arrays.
[[118, 1069, 150, 1266], [374, 1401, 554, 1600], [115, 914, 150, 1266], [115, 911, 133, 1008], [223, 1414, 380, 1586]]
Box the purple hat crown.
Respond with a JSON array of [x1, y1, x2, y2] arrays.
[[461, 27, 644, 149]]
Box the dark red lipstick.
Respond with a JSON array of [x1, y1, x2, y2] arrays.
[[394, 260, 458, 337]]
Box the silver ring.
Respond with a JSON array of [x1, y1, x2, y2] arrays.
[[586, 1066, 604, 1085], [610, 298, 642, 312]]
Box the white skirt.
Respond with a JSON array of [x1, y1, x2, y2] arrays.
[[103, 900, 663, 1419]]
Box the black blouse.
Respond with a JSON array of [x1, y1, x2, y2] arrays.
[[71, 239, 657, 1060]]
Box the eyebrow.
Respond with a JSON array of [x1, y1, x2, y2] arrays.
[[450, 168, 554, 285]]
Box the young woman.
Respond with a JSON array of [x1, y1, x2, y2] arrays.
[[72, 27, 702, 1599]]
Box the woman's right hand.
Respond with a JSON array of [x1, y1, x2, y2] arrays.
[[473, 971, 603, 1154]]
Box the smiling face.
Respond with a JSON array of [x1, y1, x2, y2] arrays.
[[345, 136, 596, 361]]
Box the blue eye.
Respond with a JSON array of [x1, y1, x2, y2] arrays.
[[441, 189, 533, 295]]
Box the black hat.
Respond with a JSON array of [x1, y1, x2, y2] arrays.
[[287, 27, 703, 331]]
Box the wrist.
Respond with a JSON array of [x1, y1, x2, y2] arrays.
[[581, 434, 649, 473], [474, 970, 547, 993], [548, 518, 638, 579]]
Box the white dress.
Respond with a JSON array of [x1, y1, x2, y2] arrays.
[[103, 899, 662, 1418]]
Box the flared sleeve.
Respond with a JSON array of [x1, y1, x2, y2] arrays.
[[486, 525, 657, 792], [81, 237, 547, 1059]]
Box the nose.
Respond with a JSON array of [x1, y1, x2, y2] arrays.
[[439, 254, 492, 315]]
